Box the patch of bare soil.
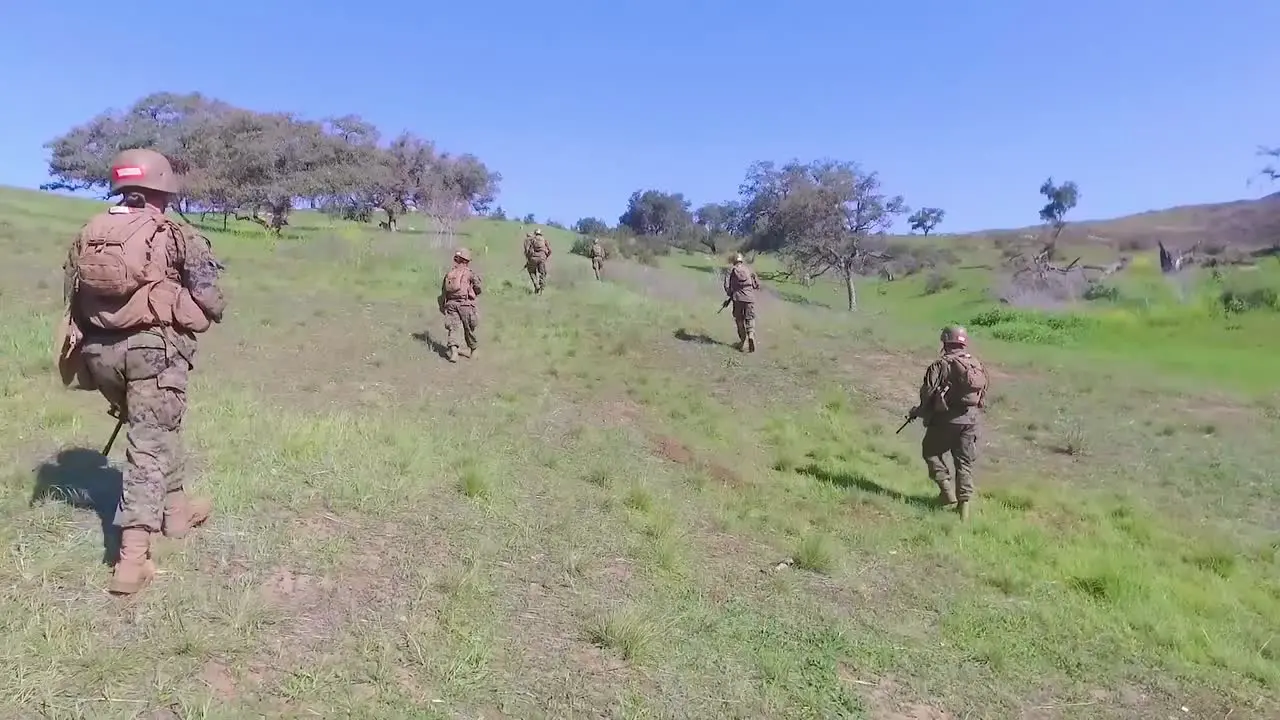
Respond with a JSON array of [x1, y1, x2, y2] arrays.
[[649, 433, 695, 465], [199, 660, 238, 701], [646, 431, 746, 488], [856, 675, 955, 720]]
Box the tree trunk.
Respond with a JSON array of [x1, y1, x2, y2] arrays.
[[844, 266, 857, 311]]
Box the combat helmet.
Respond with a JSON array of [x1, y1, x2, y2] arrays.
[[109, 149, 180, 195], [940, 325, 969, 346], [454, 247, 472, 263]]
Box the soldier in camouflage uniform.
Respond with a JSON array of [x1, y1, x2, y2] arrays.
[[589, 238, 605, 281], [523, 228, 551, 293], [909, 326, 989, 520], [439, 247, 483, 362], [724, 253, 761, 352], [57, 148, 227, 595]]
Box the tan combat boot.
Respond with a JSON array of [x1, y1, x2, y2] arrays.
[[956, 501, 971, 521], [746, 332, 757, 353], [938, 488, 957, 506], [163, 490, 212, 539], [109, 527, 157, 595], [465, 347, 477, 360], [447, 345, 458, 363]]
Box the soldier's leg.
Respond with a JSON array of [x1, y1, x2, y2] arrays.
[[952, 424, 979, 505], [461, 306, 479, 355], [537, 260, 548, 290], [443, 307, 461, 361], [742, 301, 757, 352], [110, 342, 186, 595], [156, 357, 211, 539], [731, 301, 747, 346], [921, 425, 956, 505]]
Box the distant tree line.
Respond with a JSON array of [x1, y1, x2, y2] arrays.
[[42, 91, 502, 236], [559, 161, 1090, 310]]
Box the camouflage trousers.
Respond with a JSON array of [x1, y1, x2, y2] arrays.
[[731, 300, 756, 342], [443, 303, 479, 350], [921, 422, 979, 502], [526, 258, 548, 291], [591, 257, 603, 281], [80, 330, 191, 532]]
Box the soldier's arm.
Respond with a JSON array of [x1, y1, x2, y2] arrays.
[[919, 360, 947, 408], [177, 228, 227, 323], [62, 232, 83, 306], [751, 270, 761, 289], [471, 272, 483, 295]]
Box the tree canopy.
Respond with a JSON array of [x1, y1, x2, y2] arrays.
[[42, 91, 502, 234]]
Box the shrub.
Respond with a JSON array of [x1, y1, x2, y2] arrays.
[[1220, 286, 1280, 314], [969, 307, 1093, 346], [1083, 282, 1120, 302], [923, 270, 955, 295]]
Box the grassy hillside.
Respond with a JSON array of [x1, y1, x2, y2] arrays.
[[1, 186, 1277, 719], [940, 192, 1280, 252]]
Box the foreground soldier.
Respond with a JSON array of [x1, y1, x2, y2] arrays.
[[909, 326, 989, 520], [524, 228, 551, 293], [56, 148, 227, 595], [439, 247, 483, 362], [724, 253, 761, 352], [589, 238, 605, 281]]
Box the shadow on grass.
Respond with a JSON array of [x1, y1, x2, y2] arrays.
[[681, 263, 720, 276], [31, 447, 122, 564], [768, 289, 832, 308], [411, 331, 451, 360], [674, 328, 730, 347], [796, 463, 938, 510]]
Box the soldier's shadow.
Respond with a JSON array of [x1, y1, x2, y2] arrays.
[[796, 464, 938, 511], [673, 328, 729, 347], [410, 331, 450, 360], [31, 447, 122, 565]]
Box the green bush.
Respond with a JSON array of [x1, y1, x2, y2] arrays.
[[1220, 286, 1280, 314], [1083, 282, 1120, 302], [923, 270, 955, 295], [968, 307, 1094, 346]]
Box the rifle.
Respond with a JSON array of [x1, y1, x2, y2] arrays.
[[103, 405, 125, 456], [896, 381, 951, 434], [895, 408, 918, 434], [717, 297, 731, 313]]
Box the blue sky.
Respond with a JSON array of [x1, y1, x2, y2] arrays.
[[1, 1, 1276, 232]]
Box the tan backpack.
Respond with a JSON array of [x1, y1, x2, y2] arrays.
[[443, 265, 471, 298], [527, 235, 548, 257], [71, 207, 213, 333], [946, 353, 989, 409], [72, 207, 169, 299]]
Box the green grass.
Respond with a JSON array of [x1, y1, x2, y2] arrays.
[[0, 186, 1277, 718]]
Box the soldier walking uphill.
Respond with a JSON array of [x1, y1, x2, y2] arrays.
[[524, 229, 551, 293], [589, 238, 605, 281], [439, 247, 483, 362], [724, 253, 761, 352], [907, 326, 989, 520], [55, 148, 227, 595]]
